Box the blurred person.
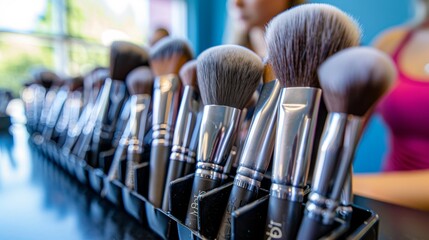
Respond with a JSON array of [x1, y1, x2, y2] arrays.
[[353, 0, 429, 211], [149, 27, 169, 46], [224, 0, 305, 57], [372, 0, 429, 172]]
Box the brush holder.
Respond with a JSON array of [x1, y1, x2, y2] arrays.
[[30, 128, 379, 240], [88, 149, 115, 194], [122, 162, 149, 223]]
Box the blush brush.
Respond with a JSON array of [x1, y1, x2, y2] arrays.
[[297, 46, 395, 239]]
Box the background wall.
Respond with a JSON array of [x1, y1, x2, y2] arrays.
[[186, 0, 415, 173]]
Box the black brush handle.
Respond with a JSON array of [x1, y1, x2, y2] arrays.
[[296, 215, 332, 240], [148, 144, 171, 208], [217, 184, 258, 240], [185, 175, 220, 231], [162, 159, 187, 211], [183, 161, 196, 176], [264, 196, 303, 240]]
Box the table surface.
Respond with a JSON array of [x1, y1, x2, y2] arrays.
[[1, 124, 429, 240]]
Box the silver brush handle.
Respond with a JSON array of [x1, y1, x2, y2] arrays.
[[272, 87, 321, 198], [312, 112, 348, 196], [125, 94, 151, 190], [330, 117, 362, 201], [236, 80, 280, 189]]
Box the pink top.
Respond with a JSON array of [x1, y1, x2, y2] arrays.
[[377, 30, 429, 171]]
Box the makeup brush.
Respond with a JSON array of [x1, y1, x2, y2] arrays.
[[148, 37, 193, 208], [90, 41, 150, 167], [162, 59, 201, 211], [73, 41, 149, 163], [217, 63, 280, 240], [184, 45, 263, 231], [263, 4, 361, 240], [125, 66, 153, 190], [297, 46, 395, 240]]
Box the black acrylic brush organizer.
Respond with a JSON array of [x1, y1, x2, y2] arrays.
[[230, 195, 379, 240], [31, 133, 379, 240]]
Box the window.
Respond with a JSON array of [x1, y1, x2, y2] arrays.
[[0, 0, 187, 96]]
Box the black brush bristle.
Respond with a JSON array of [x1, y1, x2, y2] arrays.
[[31, 68, 61, 89], [318, 47, 396, 116], [125, 66, 154, 95], [197, 45, 263, 109], [265, 3, 361, 87], [110, 41, 150, 81]]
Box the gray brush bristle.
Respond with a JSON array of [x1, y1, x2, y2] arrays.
[[318, 46, 396, 116], [265, 3, 361, 87], [197, 45, 263, 109], [150, 37, 194, 61]]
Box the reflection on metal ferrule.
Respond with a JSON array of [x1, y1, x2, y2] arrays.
[[270, 183, 306, 202]]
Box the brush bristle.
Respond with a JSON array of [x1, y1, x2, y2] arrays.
[[125, 66, 154, 95], [265, 3, 361, 87], [197, 45, 263, 109], [263, 61, 276, 83], [318, 47, 396, 116], [179, 59, 198, 87], [110, 41, 150, 81], [31, 68, 61, 89], [68, 76, 84, 91], [150, 37, 194, 75]]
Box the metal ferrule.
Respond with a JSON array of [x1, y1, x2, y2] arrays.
[[107, 118, 131, 181], [127, 94, 151, 156], [112, 99, 131, 148], [186, 110, 203, 164], [81, 79, 112, 136], [33, 86, 46, 128], [234, 172, 262, 192], [330, 117, 362, 201], [236, 80, 281, 190], [337, 171, 353, 220], [305, 192, 339, 225], [270, 183, 306, 202], [100, 79, 127, 137], [272, 87, 321, 191], [38, 87, 58, 132], [44, 88, 68, 139], [169, 86, 200, 162], [312, 113, 348, 197], [151, 74, 181, 146], [196, 105, 241, 180], [195, 165, 224, 180]]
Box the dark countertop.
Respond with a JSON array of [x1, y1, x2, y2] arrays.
[[0, 125, 159, 240], [1, 124, 429, 240]]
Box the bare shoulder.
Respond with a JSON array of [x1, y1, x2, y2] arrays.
[[371, 26, 409, 54]]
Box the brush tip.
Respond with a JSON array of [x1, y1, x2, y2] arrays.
[[265, 3, 361, 88], [179, 59, 198, 87], [197, 44, 263, 109], [318, 46, 396, 115], [150, 37, 194, 75], [110, 41, 150, 81], [125, 66, 154, 95]]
